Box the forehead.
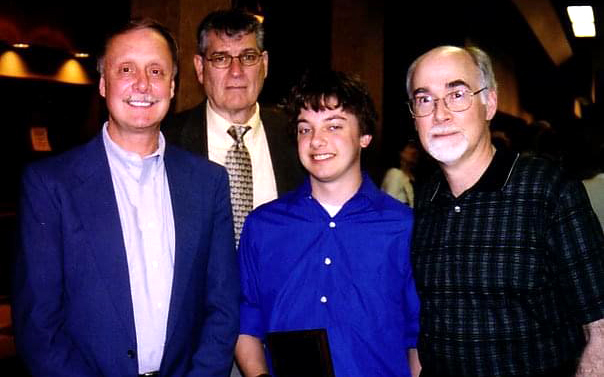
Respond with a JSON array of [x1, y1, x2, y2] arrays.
[[105, 28, 173, 67], [411, 49, 480, 92], [204, 30, 258, 52]]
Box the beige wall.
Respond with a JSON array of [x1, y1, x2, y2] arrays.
[[331, 0, 384, 145], [131, 0, 230, 112]]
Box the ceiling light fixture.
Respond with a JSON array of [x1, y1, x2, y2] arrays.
[[12, 43, 30, 48], [567, 6, 596, 37]]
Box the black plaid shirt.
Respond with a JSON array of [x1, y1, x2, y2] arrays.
[[412, 149, 604, 377]]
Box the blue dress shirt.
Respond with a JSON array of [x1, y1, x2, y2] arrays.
[[239, 174, 419, 377]]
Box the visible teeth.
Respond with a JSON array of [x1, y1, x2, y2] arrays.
[[313, 153, 334, 160], [129, 101, 152, 107]]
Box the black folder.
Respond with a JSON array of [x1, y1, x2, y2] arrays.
[[265, 328, 335, 377]]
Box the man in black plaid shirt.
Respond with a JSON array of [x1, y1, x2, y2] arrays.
[[407, 45, 604, 377]]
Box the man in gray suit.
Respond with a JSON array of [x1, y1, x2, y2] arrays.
[[162, 9, 303, 377], [163, 9, 302, 208]]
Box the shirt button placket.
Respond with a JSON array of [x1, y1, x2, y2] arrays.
[[321, 221, 336, 305]]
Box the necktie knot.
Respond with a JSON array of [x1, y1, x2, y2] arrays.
[[228, 125, 251, 148]]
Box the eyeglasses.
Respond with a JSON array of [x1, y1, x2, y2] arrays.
[[408, 87, 488, 117], [203, 51, 264, 69]]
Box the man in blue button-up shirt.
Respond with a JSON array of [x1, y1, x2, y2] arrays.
[[234, 70, 421, 377]]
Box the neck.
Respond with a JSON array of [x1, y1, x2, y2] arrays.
[[210, 101, 256, 125], [107, 123, 160, 158], [442, 143, 495, 197], [310, 171, 363, 206]]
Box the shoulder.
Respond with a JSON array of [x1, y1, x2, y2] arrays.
[[165, 143, 224, 175], [360, 177, 414, 220], [374, 188, 414, 219], [246, 188, 307, 227], [23, 134, 104, 182], [259, 104, 288, 124], [509, 154, 568, 194], [259, 104, 291, 137], [383, 168, 403, 179], [161, 103, 206, 144], [252, 191, 297, 216], [513, 153, 562, 178], [163, 103, 204, 127]]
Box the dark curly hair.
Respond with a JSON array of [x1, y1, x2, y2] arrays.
[[285, 70, 377, 137]]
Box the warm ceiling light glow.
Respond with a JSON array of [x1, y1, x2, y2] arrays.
[[567, 6, 596, 37], [567, 6, 594, 23], [253, 14, 264, 23], [0, 51, 28, 77], [55, 59, 92, 84], [12, 43, 30, 49], [74, 52, 90, 58]]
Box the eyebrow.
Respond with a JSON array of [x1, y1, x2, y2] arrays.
[[445, 79, 471, 89], [209, 48, 260, 56], [412, 79, 472, 97], [296, 114, 347, 124], [324, 115, 347, 122]]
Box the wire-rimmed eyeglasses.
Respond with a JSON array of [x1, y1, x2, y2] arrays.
[[203, 51, 265, 69], [407, 87, 488, 117]]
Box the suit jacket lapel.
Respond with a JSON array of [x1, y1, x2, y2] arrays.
[[163, 145, 198, 343], [70, 134, 137, 343]]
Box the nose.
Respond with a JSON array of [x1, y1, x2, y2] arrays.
[[433, 98, 451, 123], [228, 57, 244, 77], [134, 70, 150, 93], [310, 129, 327, 149]]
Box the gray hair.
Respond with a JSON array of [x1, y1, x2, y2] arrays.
[[196, 9, 265, 56], [406, 45, 497, 103]]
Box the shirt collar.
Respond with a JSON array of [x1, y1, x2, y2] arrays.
[[430, 147, 520, 201], [294, 172, 383, 207], [102, 122, 165, 183]]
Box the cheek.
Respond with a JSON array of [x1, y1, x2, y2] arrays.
[[297, 136, 310, 154], [415, 121, 431, 140]]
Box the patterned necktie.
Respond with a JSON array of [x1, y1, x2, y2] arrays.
[[225, 125, 253, 245]]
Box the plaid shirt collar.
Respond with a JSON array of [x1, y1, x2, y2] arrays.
[[430, 147, 520, 201]]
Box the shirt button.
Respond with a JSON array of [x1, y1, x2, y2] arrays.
[[320, 296, 328, 303], [328, 221, 336, 228], [127, 349, 136, 359], [454, 205, 461, 213], [324, 257, 332, 265]]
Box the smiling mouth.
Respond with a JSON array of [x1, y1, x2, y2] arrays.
[[312, 153, 335, 161], [127, 100, 154, 107]]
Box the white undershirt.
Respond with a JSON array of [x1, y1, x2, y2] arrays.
[[319, 201, 343, 218]]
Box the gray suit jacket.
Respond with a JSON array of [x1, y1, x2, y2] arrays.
[[162, 102, 304, 195]]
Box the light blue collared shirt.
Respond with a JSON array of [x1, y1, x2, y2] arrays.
[[103, 124, 175, 374]]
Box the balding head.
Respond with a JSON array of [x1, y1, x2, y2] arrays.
[[406, 45, 497, 103]]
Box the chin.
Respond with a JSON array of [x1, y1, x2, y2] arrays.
[[428, 138, 468, 164]]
